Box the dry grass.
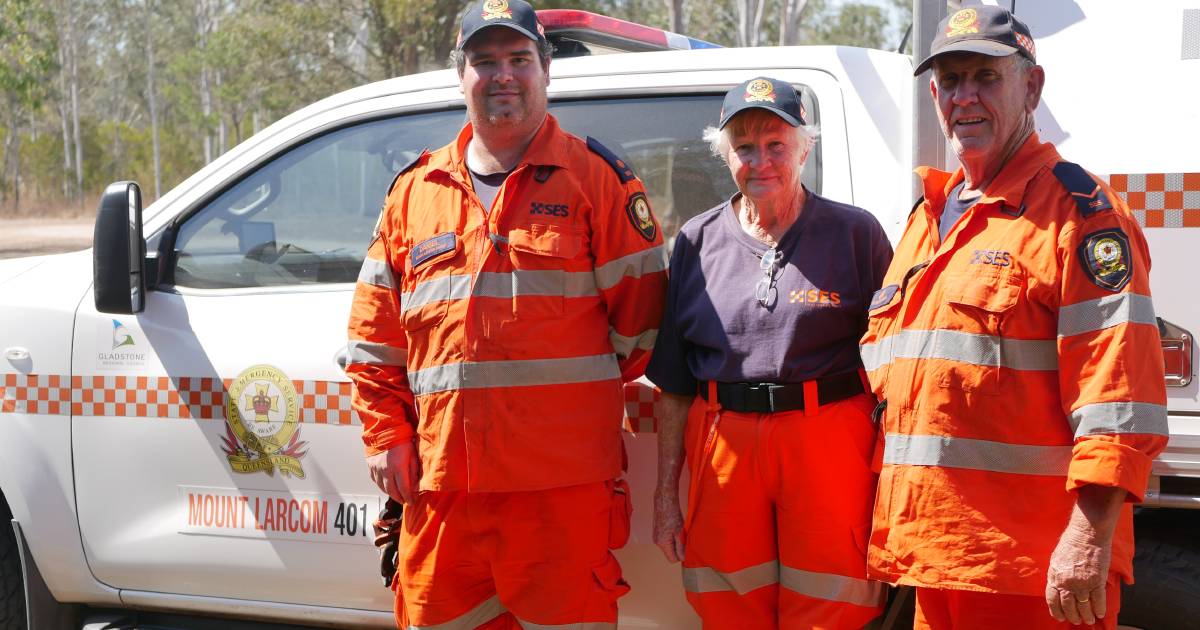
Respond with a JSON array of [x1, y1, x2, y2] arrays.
[[0, 194, 100, 221]]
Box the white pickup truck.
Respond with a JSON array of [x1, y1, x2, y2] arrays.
[[2, 2, 1197, 629]]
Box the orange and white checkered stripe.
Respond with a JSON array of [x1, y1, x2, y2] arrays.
[[1108, 172, 1200, 228], [623, 382, 660, 433], [1, 373, 358, 425]]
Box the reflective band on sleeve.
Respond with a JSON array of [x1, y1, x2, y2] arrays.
[[409, 353, 620, 396], [1057, 293, 1157, 337], [609, 328, 658, 359], [401, 274, 473, 313], [682, 560, 779, 595], [594, 245, 668, 291], [1070, 401, 1169, 438], [518, 621, 616, 630], [860, 329, 1057, 373], [409, 594, 505, 630], [883, 433, 1071, 476], [780, 565, 886, 608], [346, 340, 407, 367], [473, 270, 598, 299], [358, 256, 397, 289]]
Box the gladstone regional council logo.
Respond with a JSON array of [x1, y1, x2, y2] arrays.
[[222, 364, 308, 478]]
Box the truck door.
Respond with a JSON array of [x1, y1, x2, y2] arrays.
[[70, 109, 462, 616]]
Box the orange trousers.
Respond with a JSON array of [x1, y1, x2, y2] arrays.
[[682, 392, 886, 629], [913, 573, 1121, 630], [394, 482, 628, 629]]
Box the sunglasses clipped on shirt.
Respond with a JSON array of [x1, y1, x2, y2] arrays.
[[756, 247, 783, 308]]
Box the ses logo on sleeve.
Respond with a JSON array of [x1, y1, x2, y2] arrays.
[[222, 364, 309, 479]]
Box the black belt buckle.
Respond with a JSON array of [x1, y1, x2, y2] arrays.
[[746, 383, 774, 412]]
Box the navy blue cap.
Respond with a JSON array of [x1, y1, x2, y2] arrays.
[[718, 77, 806, 130], [457, 0, 546, 51], [914, 6, 1037, 75]]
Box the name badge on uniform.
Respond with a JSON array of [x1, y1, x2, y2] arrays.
[[411, 233, 456, 269]]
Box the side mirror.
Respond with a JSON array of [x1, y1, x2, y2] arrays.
[[94, 181, 147, 314]]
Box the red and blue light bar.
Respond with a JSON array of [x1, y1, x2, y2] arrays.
[[536, 10, 721, 54]]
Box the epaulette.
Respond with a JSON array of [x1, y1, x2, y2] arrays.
[[586, 137, 637, 183], [386, 149, 428, 195], [909, 196, 925, 218], [1052, 161, 1112, 218]]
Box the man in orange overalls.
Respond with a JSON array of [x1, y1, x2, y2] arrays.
[[346, 2, 666, 628], [861, 6, 1168, 629]]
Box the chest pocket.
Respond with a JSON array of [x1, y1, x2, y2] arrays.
[[936, 270, 1022, 394], [506, 223, 584, 318], [400, 233, 463, 332]]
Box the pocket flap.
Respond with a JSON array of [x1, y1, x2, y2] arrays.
[[948, 271, 1020, 313], [509, 224, 583, 259]]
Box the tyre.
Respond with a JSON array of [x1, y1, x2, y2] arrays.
[[0, 499, 26, 630], [1120, 512, 1200, 630]]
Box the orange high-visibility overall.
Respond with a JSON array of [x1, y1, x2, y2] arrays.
[[681, 388, 888, 629], [347, 115, 666, 629], [860, 135, 1168, 628]]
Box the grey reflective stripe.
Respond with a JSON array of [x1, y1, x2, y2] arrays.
[[860, 329, 1057, 373], [400, 274, 472, 313], [358, 256, 396, 289], [473, 270, 598, 299], [1058, 293, 1157, 338], [1070, 401, 1169, 438], [346, 340, 407, 367], [594, 246, 667, 291], [883, 433, 1071, 476], [518, 621, 616, 630], [780, 566, 887, 608], [682, 560, 779, 595], [409, 353, 620, 396], [409, 594, 505, 630], [609, 328, 657, 359]]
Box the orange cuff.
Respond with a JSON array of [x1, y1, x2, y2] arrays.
[[363, 423, 416, 457], [1066, 438, 1156, 503]]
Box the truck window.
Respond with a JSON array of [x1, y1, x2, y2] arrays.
[[170, 88, 819, 290]]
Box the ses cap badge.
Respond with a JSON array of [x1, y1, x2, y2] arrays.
[[1079, 228, 1132, 291], [483, 0, 512, 20], [222, 364, 308, 478], [626, 193, 657, 242], [744, 79, 777, 103], [945, 8, 980, 37]]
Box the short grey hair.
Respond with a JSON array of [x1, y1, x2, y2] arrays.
[[702, 113, 820, 164], [450, 36, 555, 75]]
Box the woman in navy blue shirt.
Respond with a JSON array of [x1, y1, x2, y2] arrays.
[[647, 77, 892, 629]]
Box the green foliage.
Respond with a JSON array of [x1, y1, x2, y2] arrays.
[[4, 0, 908, 214]]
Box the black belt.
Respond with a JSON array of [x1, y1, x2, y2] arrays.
[[699, 371, 865, 414]]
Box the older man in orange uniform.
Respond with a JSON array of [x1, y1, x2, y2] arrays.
[[345, 2, 667, 628], [861, 6, 1168, 629]]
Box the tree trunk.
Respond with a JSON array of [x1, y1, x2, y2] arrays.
[[736, 0, 767, 47], [197, 0, 214, 164], [70, 17, 83, 209], [778, 0, 810, 45], [58, 46, 72, 199], [666, 0, 685, 33], [147, 3, 162, 200]]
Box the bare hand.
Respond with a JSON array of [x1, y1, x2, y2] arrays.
[[1045, 527, 1111, 625], [653, 487, 686, 563], [366, 441, 419, 505]]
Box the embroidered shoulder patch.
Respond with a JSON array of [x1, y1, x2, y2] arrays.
[[411, 232, 456, 269], [587, 137, 637, 183], [1078, 228, 1132, 291], [869, 284, 899, 311], [1052, 161, 1112, 218], [626, 193, 656, 242]]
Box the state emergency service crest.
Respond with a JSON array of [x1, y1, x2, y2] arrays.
[[946, 9, 980, 37], [222, 364, 308, 478], [482, 0, 512, 20], [1080, 228, 1132, 291], [744, 79, 777, 103], [626, 193, 656, 242]]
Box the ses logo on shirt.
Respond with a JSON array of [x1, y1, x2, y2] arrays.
[[789, 289, 841, 306]]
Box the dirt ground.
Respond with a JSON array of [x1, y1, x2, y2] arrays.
[[0, 217, 94, 260]]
